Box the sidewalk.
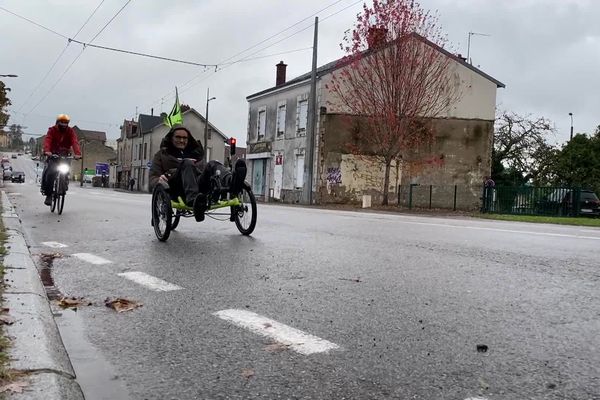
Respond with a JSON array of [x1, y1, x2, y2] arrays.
[[1, 191, 84, 399]]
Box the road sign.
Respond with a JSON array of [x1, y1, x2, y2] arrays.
[[95, 162, 109, 176], [146, 161, 152, 168]]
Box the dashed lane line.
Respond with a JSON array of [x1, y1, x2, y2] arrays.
[[72, 253, 112, 265], [213, 309, 340, 355], [117, 271, 183, 292], [41, 241, 68, 248]]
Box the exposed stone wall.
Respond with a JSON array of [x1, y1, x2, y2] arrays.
[[316, 114, 492, 209]]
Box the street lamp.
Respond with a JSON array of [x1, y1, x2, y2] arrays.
[[0, 74, 18, 78], [204, 88, 216, 162], [569, 112, 573, 141]]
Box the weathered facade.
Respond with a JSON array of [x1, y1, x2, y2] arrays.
[[246, 34, 504, 209]]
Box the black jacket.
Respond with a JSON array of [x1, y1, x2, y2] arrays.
[[149, 126, 204, 190]]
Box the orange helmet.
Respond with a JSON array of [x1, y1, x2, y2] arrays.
[[56, 114, 70, 124]]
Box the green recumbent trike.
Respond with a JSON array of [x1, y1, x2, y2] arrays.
[[151, 156, 257, 242]]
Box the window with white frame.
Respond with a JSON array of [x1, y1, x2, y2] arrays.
[[297, 99, 308, 135], [276, 102, 286, 137], [257, 107, 266, 140]]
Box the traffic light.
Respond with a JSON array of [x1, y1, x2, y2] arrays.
[[229, 137, 236, 155]]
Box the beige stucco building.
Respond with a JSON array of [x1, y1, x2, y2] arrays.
[[246, 33, 504, 208]]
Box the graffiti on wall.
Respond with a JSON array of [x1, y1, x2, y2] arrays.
[[326, 167, 342, 185]]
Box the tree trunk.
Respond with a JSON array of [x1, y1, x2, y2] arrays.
[[382, 159, 391, 205]]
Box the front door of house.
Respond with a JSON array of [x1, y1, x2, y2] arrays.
[[252, 159, 265, 196]]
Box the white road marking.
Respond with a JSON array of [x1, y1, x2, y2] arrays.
[[465, 398, 489, 400], [213, 309, 340, 355], [72, 253, 112, 265], [401, 221, 600, 241], [42, 241, 68, 248], [8, 192, 21, 195], [117, 271, 183, 292]]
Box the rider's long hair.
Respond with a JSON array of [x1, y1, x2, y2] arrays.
[[163, 125, 204, 159]]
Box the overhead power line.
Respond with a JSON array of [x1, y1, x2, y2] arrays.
[[0, 6, 68, 39], [16, 0, 107, 115], [88, 0, 132, 43], [24, 0, 134, 117], [67, 39, 219, 68], [143, 0, 358, 111], [172, 0, 364, 99]]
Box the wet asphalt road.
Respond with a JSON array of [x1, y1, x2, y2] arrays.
[[4, 155, 600, 400]]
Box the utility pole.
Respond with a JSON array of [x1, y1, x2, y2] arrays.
[[303, 17, 319, 205]]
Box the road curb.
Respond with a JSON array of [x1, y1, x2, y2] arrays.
[[1, 191, 84, 399]]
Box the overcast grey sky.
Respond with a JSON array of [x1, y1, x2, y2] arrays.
[[1, 0, 598, 146]]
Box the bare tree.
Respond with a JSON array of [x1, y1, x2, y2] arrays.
[[492, 111, 556, 184], [327, 0, 460, 204]]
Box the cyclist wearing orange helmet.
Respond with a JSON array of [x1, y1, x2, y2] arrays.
[[41, 114, 82, 205]]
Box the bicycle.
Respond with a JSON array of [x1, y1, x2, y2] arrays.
[[49, 155, 73, 215]]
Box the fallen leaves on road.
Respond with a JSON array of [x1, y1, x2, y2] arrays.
[[57, 297, 92, 310], [264, 342, 290, 353], [104, 298, 143, 313], [0, 380, 28, 393], [241, 368, 255, 380], [476, 344, 489, 353]]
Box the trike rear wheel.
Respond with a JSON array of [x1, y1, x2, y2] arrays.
[[233, 184, 256, 235], [152, 185, 173, 241]]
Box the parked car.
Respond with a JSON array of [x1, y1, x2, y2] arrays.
[[538, 189, 600, 217], [3, 168, 12, 181], [11, 171, 25, 183], [11, 154, 17, 159]]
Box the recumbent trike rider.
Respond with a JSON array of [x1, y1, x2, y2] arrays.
[[149, 125, 256, 242]]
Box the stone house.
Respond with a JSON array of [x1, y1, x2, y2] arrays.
[[245, 33, 504, 208], [115, 108, 229, 192], [71, 127, 116, 181]]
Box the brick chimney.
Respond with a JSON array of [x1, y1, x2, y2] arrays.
[[276, 61, 287, 86]]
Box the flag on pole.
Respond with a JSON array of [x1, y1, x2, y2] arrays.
[[163, 87, 183, 127]]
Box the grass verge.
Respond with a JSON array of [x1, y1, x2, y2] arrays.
[[0, 202, 11, 384], [475, 213, 600, 227]]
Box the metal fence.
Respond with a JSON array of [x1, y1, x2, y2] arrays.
[[397, 184, 481, 211], [482, 186, 597, 217], [397, 184, 599, 217]]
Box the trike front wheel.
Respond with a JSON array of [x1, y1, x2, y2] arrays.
[[233, 184, 256, 235], [152, 185, 173, 241]]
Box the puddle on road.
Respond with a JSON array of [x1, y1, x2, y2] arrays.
[[54, 309, 131, 400], [37, 253, 130, 400]]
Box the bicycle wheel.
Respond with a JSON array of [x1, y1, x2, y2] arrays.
[[233, 184, 257, 235], [57, 177, 65, 215], [152, 185, 172, 241], [171, 214, 181, 230], [50, 177, 59, 213]]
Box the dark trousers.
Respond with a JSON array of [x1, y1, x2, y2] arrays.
[[41, 158, 59, 195], [168, 159, 206, 204]]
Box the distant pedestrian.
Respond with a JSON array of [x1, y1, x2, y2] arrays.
[[483, 176, 495, 212], [129, 177, 135, 191]]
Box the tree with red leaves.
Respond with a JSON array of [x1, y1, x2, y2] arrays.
[[327, 0, 461, 205]]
